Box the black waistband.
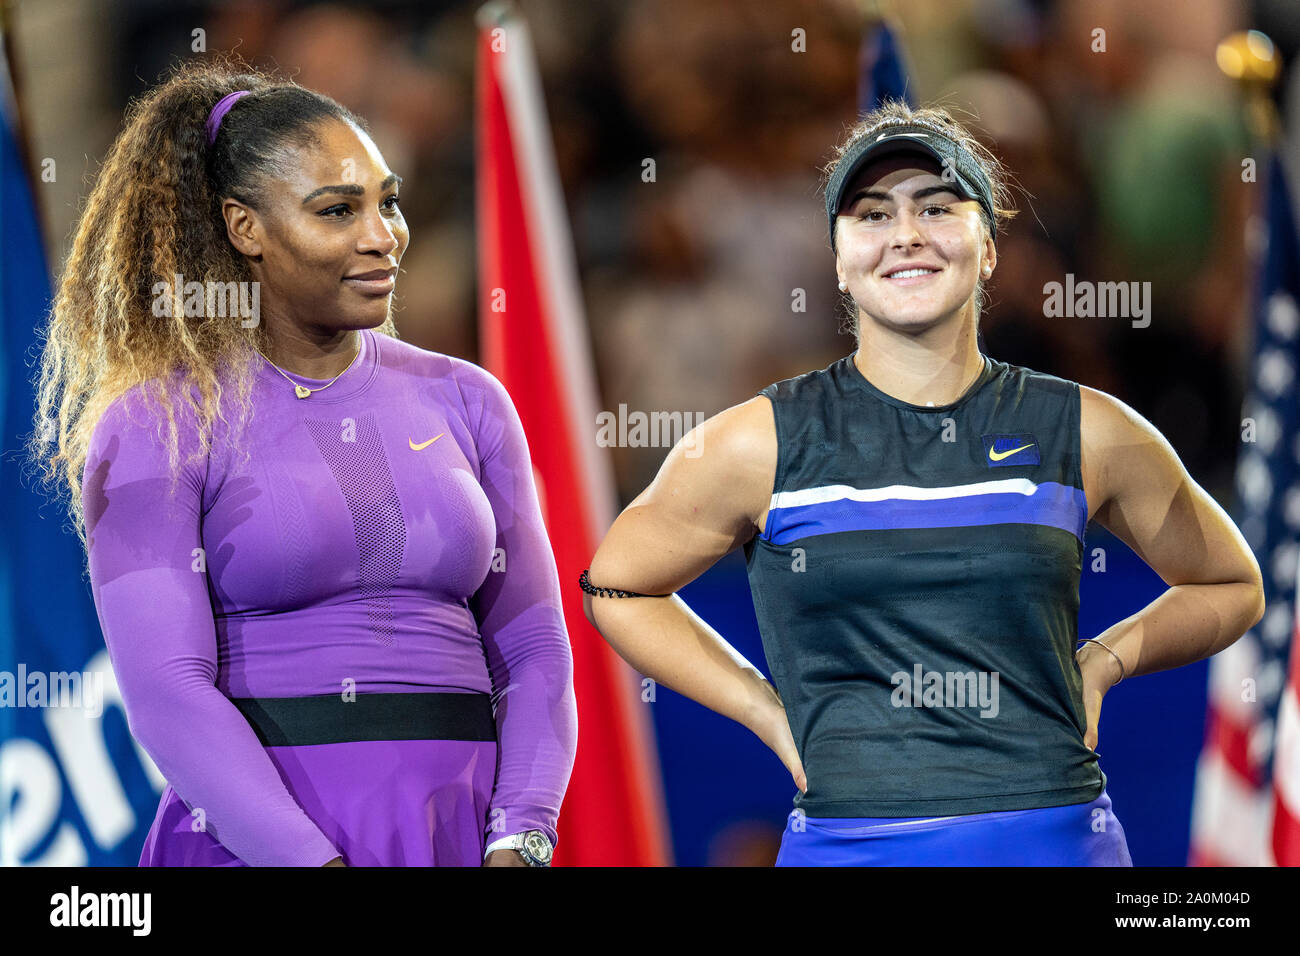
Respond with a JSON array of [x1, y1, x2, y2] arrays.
[[229, 692, 498, 746]]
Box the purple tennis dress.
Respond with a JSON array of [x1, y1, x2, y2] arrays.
[[82, 328, 577, 866]]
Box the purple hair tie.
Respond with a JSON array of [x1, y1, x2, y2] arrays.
[[205, 90, 251, 145]]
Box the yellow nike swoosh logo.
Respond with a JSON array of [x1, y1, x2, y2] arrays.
[[409, 433, 445, 451], [989, 442, 1035, 462]]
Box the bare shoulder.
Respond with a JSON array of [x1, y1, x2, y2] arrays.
[[1078, 382, 1263, 597], [588, 394, 778, 595], [1078, 384, 1168, 525], [1078, 384, 1154, 438], [635, 394, 777, 532], [698, 394, 777, 478], [1078, 384, 1174, 466], [723, 395, 779, 533]]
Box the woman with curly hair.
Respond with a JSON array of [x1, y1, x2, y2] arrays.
[[582, 101, 1265, 865], [28, 57, 575, 867]]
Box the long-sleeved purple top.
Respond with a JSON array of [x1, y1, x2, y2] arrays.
[[81, 327, 577, 866]]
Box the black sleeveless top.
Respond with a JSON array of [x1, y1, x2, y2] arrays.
[[743, 352, 1105, 817]]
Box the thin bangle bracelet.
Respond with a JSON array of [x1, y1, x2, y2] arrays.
[[1076, 637, 1126, 684]]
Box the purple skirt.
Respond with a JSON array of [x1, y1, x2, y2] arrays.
[[139, 693, 498, 866]]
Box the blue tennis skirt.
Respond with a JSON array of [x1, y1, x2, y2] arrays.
[[775, 789, 1132, 866]]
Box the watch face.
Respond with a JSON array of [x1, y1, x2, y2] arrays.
[[523, 831, 552, 863]]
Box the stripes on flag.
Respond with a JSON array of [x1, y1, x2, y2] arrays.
[[1190, 151, 1300, 867], [1273, 666, 1300, 863], [1190, 633, 1276, 866]]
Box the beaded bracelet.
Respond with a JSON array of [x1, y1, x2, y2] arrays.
[[578, 568, 668, 598]]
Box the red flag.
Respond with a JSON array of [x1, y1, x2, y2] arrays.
[[473, 1, 672, 866]]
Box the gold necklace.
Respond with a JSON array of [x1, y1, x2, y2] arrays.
[[256, 337, 362, 399]]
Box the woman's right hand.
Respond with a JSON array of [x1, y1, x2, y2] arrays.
[[749, 679, 807, 794], [322, 856, 346, 867]]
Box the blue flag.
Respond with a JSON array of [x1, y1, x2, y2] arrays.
[[858, 19, 915, 115], [1, 39, 163, 866]]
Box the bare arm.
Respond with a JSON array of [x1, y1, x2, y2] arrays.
[[583, 396, 805, 790], [1078, 386, 1266, 688]]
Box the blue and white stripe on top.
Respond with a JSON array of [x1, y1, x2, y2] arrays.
[[762, 477, 1087, 546]]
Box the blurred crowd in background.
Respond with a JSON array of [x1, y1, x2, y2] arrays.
[[10, 0, 1300, 517], [8, 0, 1300, 869]]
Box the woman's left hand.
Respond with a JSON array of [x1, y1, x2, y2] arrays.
[[484, 848, 530, 867], [1076, 642, 1124, 752]]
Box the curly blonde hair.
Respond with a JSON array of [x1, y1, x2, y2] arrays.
[[26, 54, 399, 553], [822, 98, 1020, 341]]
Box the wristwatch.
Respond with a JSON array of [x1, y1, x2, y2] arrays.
[[484, 829, 553, 866]]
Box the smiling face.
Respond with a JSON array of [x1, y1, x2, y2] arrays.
[[834, 151, 995, 335], [221, 117, 409, 338]]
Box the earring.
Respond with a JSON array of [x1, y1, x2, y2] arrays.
[[837, 279, 848, 292]]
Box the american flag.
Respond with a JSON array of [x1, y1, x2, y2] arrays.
[[1189, 149, 1300, 867]]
